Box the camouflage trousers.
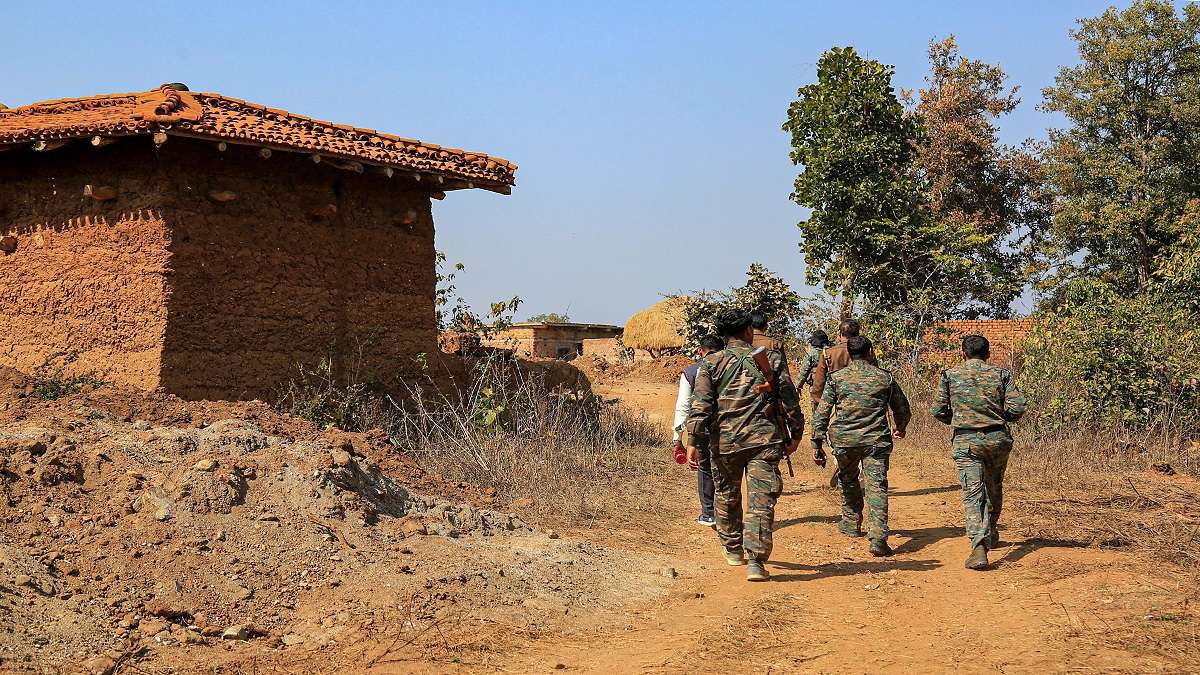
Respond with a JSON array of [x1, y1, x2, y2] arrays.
[[831, 445, 891, 541], [952, 430, 1012, 549], [711, 444, 784, 562]]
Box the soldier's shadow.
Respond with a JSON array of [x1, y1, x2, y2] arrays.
[[773, 514, 840, 531], [889, 525, 964, 554], [890, 484, 960, 497], [767, 558, 942, 582]]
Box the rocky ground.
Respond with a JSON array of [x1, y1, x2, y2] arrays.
[[2, 367, 1195, 674], [0, 369, 680, 673]]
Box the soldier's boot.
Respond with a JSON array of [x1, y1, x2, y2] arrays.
[[988, 530, 1001, 549], [746, 559, 769, 582], [868, 538, 893, 557], [837, 517, 863, 538], [828, 471, 839, 489], [723, 548, 746, 566], [965, 544, 989, 570]]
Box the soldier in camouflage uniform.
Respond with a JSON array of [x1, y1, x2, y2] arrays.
[[811, 336, 911, 557], [931, 335, 1027, 570], [796, 330, 831, 406], [686, 310, 804, 582]]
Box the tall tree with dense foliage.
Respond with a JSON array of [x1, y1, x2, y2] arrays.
[[783, 47, 927, 319], [912, 37, 1050, 317], [1039, 0, 1200, 295]]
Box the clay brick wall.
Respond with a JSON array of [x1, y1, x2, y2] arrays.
[[931, 319, 1035, 366], [0, 144, 171, 389], [485, 325, 622, 359], [155, 141, 436, 400], [581, 337, 622, 362], [0, 139, 437, 400]]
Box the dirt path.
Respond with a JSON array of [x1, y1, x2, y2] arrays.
[[492, 382, 1187, 674]]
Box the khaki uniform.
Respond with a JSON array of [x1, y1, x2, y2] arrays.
[[810, 338, 878, 403]]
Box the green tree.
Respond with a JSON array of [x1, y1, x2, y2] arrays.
[[783, 47, 927, 319], [676, 264, 804, 350], [1039, 0, 1200, 295]]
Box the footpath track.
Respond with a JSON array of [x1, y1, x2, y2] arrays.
[[490, 382, 1183, 674]]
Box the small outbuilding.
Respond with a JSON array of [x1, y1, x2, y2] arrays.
[[484, 322, 623, 360], [0, 84, 516, 400]]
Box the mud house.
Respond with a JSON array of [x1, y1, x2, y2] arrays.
[[483, 322, 623, 359], [0, 84, 516, 400]]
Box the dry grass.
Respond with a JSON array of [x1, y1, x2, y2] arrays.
[[896, 391, 1200, 663], [622, 297, 687, 351], [896, 383, 1200, 568], [388, 355, 670, 525]]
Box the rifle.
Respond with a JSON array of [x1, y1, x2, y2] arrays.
[[750, 348, 797, 478]]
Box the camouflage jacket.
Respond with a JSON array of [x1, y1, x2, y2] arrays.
[[796, 345, 822, 389], [930, 359, 1027, 431], [810, 339, 878, 403], [686, 338, 805, 455], [811, 360, 911, 449]]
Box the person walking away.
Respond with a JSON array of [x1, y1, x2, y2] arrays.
[[686, 310, 804, 582], [750, 311, 788, 366], [796, 330, 832, 406], [672, 334, 726, 527], [810, 320, 879, 488], [930, 334, 1027, 570], [810, 319, 878, 403], [811, 336, 910, 557]]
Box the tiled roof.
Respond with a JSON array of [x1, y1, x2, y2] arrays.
[[0, 85, 516, 189]]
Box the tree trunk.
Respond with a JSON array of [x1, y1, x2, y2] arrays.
[[839, 272, 856, 321]]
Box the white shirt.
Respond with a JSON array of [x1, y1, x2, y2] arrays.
[[672, 373, 691, 444]]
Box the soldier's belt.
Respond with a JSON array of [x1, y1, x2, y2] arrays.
[[952, 424, 1008, 436]]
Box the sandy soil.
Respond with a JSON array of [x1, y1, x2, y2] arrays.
[[483, 382, 1194, 674], [3, 374, 1192, 673]]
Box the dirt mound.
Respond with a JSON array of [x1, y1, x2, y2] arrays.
[[0, 379, 547, 671], [587, 355, 693, 385]]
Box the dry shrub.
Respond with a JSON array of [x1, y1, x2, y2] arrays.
[[389, 355, 668, 523], [897, 398, 1200, 567]]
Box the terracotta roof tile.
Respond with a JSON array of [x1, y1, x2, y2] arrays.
[[0, 84, 516, 187]]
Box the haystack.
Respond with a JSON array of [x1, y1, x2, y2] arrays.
[[624, 297, 687, 354]]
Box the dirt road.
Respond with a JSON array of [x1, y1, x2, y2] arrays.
[[491, 382, 1187, 674]]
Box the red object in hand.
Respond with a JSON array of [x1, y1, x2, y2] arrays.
[[673, 445, 688, 465]]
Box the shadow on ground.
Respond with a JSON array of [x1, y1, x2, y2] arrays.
[[890, 525, 965, 554], [767, 558, 942, 582], [891, 484, 960, 497], [774, 514, 840, 531], [997, 537, 1093, 565]]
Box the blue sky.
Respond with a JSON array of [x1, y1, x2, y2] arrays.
[[5, 1, 1122, 324]]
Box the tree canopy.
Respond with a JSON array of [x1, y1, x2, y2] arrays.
[[1039, 0, 1200, 295]]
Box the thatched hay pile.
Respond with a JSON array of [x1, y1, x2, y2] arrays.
[[624, 297, 686, 354]]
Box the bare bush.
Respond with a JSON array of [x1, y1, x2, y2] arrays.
[[277, 353, 667, 523], [389, 355, 667, 522]]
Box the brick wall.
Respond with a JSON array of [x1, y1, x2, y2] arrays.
[[485, 325, 622, 359], [930, 319, 1035, 366]]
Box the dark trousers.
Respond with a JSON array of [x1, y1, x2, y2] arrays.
[[697, 446, 715, 518]]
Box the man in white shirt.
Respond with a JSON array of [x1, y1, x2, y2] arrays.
[[672, 335, 726, 526]]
